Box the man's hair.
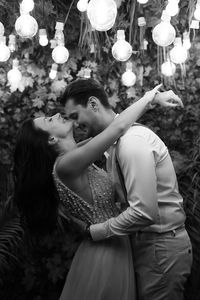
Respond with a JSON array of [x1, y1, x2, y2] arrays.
[[60, 78, 110, 108]]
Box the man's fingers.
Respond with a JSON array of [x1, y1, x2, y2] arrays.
[[153, 83, 162, 93]]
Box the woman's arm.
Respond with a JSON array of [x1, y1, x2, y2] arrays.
[[57, 85, 181, 176]]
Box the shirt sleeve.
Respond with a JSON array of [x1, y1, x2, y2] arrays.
[[90, 132, 159, 241]]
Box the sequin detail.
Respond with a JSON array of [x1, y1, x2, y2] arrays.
[[52, 164, 119, 225]]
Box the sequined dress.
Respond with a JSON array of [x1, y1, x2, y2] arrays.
[[53, 164, 136, 300]]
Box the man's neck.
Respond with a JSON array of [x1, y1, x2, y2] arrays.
[[99, 109, 116, 132]]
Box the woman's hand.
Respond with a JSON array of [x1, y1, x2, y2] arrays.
[[153, 90, 184, 108]]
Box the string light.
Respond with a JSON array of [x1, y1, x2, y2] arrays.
[[194, 0, 200, 21], [49, 63, 58, 80], [0, 22, 5, 36], [8, 34, 16, 52], [165, 0, 179, 17], [137, 0, 149, 4], [183, 32, 191, 50], [87, 0, 117, 31], [122, 62, 136, 87], [7, 59, 22, 90], [77, 0, 89, 12], [161, 59, 176, 76], [39, 29, 48, 46], [20, 0, 35, 13], [112, 30, 132, 62], [15, 6, 38, 38], [152, 10, 176, 47], [170, 37, 188, 64], [52, 22, 69, 64], [0, 36, 11, 62]]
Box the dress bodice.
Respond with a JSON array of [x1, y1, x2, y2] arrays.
[[53, 164, 119, 225]]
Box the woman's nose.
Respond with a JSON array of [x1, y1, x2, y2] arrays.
[[54, 113, 60, 119]]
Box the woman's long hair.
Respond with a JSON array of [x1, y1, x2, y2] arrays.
[[14, 119, 59, 235]]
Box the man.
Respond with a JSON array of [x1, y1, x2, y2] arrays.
[[61, 78, 192, 300]]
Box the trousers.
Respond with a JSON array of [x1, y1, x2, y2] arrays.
[[131, 227, 192, 300]]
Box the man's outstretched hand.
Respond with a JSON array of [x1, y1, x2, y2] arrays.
[[154, 90, 184, 108]]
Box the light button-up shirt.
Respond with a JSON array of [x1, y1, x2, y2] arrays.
[[90, 125, 186, 241]]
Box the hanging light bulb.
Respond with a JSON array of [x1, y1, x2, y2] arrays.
[[152, 10, 176, 47], [7, 59, 22, 87], [183, 32, 191, 50], [170, 37, 188, 64], [161, 59, 176, 76], [0, 22, 5, 36], [194, 0, 200, 21], [54, 22, 65, 44], [87, 0, 117, 31], [52, 24, 69, 64], [8, 34, 16, 52], [165, 0, 179, 17], [20, 0, 35, 13], [49, 63, 58, 80], [77, 0, 88, 12], [39, 29, 48, 46], [15, 8, 38, 39], [122, 62, 136, 87], [190, 19, 199, 29], [112, 30, 132, 62], [0, 36, 11, 62], [84, 68, 91, 78], [52, 45, 69, 64], [137, 0, 149, 4]]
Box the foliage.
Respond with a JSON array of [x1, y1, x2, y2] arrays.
[[0, 0, 199, 299]]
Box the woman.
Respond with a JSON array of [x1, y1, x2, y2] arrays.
[[14, 84, 181, 300]]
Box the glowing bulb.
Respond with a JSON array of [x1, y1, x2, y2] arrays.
[[0, 36, 11, 62], [77, 0, 88, 12], [161, 60, 176, 76], [39, 29, 48, 46], [170, 37, 188, 64], [52, 45, 69, 64], [122, 70, 136, 87], [49, 63, 58, 80], [87, 0, 117, 31], [194, 8, 200, 21], [183, 32, 191, 50], [0, 22, 5, 36], [84, 68, 91, 78], [152, 11, 176, 47], [8, 34, 16, 52], [7, 59, 22, 85], [137, 0, 149, 3], [15, 12, 38, 38], [165, 2, 179, 17], [20, 0, 34, 13], [112, 30, 132, 62]]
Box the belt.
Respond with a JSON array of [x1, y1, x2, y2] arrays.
[[135, 224, 185, 240]]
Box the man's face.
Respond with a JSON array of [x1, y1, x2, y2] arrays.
[[64, 99, 97, 137]]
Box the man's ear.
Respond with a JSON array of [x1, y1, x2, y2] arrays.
[[88, 96, 99, 112], [48, 136, 58, 146]]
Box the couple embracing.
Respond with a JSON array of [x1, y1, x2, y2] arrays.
[[14, 79, 192, 300]]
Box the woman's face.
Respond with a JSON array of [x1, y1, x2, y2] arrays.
[[34, 113, 73, 139]]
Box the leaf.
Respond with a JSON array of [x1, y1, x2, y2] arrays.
[[32, 98, 45, 109], [126, 87, 136, 99], [51, 79, 67, 96]]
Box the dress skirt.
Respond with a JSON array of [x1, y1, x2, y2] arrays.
[[59, 236, 136, 300]]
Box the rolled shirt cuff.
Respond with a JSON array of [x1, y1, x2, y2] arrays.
[[90, 221, 110, 241]]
